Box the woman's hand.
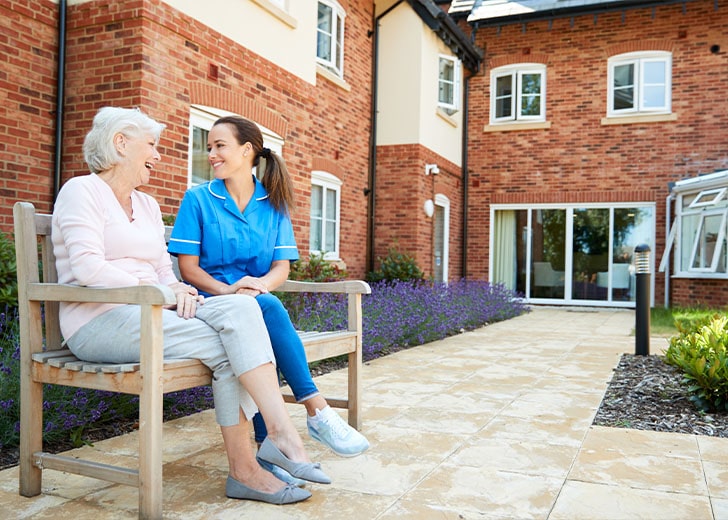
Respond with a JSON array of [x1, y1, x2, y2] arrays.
[[169, 282, 204, 319], [230, 276, 269, 298]]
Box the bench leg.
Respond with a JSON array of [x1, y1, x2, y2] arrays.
[[138, 305, 164, 519], [347, 349, 362, 430], [19, 374, 43, 497]]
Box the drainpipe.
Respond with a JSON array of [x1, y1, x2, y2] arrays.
[[53, 0, 67, 201], [664, 193, 672, 308], [367, 0, 404, 273], [460, 71, 471, 278]]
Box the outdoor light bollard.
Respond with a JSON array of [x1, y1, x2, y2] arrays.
[[634, 244, 651, 356]]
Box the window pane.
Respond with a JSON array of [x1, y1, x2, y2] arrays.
[[642, 86, 665, 108], [325, 188, 336, 218], [309, 185, 323, 251], [521, 73, 541, 95], [324, 189, 337, 252], [495, 75, 512, 118], [519, 73, 541, 116], [693, 214, 723, 269], [611, 207, 652, 301], [439, 58, 455, 105], [191, 126, 211, 186], [572, 208, 609, 301], [531, 209, 566, 299], [643, 61, 666, 84], [680, 213, 700, 269], [613, 64, 634, 110], [317, 3, 333, 61]]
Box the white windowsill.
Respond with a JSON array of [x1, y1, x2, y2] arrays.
[[437, 108, 458, 127], [250, 0, 297, 28], [316, 65, 350, 91], [484, 121, 551, 132], [601, 113, 678, 125], [670, 272, 728, 279]]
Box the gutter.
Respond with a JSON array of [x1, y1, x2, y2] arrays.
[[53, 0, 67, 201]]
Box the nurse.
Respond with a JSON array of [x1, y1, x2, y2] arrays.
[[168, 116, 370, 480]]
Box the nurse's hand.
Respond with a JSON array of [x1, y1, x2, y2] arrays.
[[231, 276, 269, 296]]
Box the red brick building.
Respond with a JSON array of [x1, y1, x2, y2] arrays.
[[452, 0, 727, 308], [2, 0, 726, 308]]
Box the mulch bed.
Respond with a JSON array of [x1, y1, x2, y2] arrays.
[[593, 353, 728, 437]]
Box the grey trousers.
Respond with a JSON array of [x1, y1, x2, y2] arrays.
[[66, 294, 275, 426]]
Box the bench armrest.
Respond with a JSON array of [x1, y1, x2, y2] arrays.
[[27, 283, 177, 306], [276, 280, 371, 295]]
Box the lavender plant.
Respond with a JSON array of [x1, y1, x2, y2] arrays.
[[284, 279, 529, 360], [1, 279, 527, 455]]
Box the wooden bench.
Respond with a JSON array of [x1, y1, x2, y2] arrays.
[[14, 201, 370, 519]]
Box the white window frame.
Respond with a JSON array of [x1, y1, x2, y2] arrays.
[[316, 0, 345, 77], [674, 190, 728, 275], [490, 64, 546, 124], [310, 170, 342, 260], [438, 54, 460, 113], [607, 51, 672, 117], [188, 106, 284, 187]]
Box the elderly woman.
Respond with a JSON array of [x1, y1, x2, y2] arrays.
[[51, 106, 327, 505]]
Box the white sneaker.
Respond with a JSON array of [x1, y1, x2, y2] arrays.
[[307, 406, 370, 457]]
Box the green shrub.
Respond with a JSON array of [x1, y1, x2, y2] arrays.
[[672, 310, 722, 335], [367, 247, 425, 283], [0, 231, 18, 309], [289, 253, 347, 282], [664, 315, 728, 412]]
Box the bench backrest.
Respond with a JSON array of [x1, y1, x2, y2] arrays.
[[14, 202, 63, 352]]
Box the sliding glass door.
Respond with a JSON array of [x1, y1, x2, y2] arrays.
[[491, 204, 654, 306]]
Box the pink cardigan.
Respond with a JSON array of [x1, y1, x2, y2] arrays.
[[52, 174, 178, 339]]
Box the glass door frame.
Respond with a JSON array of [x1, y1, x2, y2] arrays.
[[489, 202, 656, 307]]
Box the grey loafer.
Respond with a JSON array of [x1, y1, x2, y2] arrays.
[[257, 438, 332, 484], [225, 475, 311, 504]]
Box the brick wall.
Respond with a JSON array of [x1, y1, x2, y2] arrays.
[[375, 144, 463, 279], [466, 0, 728, 306], [0, 0, 60, 225], [4, 0, 373, 278]]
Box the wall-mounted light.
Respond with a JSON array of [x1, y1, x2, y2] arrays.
[[425, 164, 439, 176], [424, 199, 435, 218]]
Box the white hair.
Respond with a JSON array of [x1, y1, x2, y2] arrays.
[[83, 107, 166, 173]]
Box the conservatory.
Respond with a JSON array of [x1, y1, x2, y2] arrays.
[[659, 169, 728, 303]]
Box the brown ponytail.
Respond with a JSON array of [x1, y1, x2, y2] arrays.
[[213, 116, 295, 214]]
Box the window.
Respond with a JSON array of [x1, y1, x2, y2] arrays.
[[438, 55, 460, 113], [607, 51, 671, 116], [188, 106, 283, 187], [490, 64, 546, 124], [317, 0, 345, 77], [310, 171, 341, 259], [491, 204, 655, 306], [660, 171, 728, 277], [679, 188, 727, 273]]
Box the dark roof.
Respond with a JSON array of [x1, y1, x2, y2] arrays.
[[468, 0, 701, 26], [407, 0, 484, 73]]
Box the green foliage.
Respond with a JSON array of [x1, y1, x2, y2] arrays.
[[672, 310, 722, 335], [289, 253, 347, 282], [0, 231, 18, 309], [367, 247, 425, 284], [664, 315, 728, 412]]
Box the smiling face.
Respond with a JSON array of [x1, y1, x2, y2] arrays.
[[115, 132, 161, 187], [207, 123, 254, 180]]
